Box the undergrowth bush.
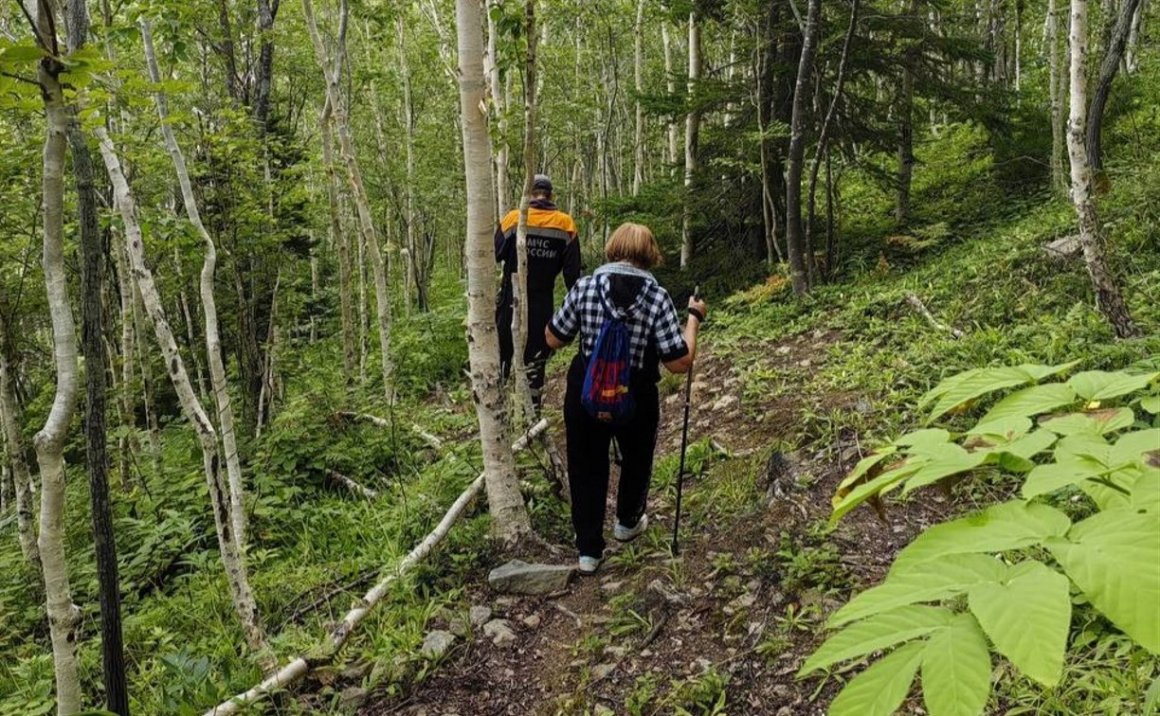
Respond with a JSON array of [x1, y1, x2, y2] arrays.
[[801, 362, 1160, 715]]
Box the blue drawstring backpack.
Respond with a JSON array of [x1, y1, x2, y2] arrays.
[[581, 291, 636, 425]]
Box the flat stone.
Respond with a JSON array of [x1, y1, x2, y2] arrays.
[[340, 686, 368, 709], [1044, 235, 1081, 260], [469, 605, 493, 627], [594, 705, 616, 716], [420, 630, 456, 660], [592, 662, 617, 680], [483, 618, 517, 647], [521, 613, 542, 629], [488, 559, 575, 595]]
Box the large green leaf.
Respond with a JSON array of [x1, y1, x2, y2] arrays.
[[1040, 408, 1136, 436], [1022, 459, 1108, 500], [923, 368, 1038, 424], [966, 416, 1033, 440], [830, 462, 922, 523], [836, 448, 898, 493], [798, 605, 955, 676], [1047, 507, 1160, 654], [901, 444, 988, 495], [967, 562, 1071, 686], [1112, 429, 1160, 470], [894, 501, 1071, 569], [831, 555, 1008, 627], [828, 641, 924, 716], [979, 383, 1078, 424], [921, 614, 993, 716], [1068, 371, 1160, 401]]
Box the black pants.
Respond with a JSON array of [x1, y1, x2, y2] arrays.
[[564, 355, 660, 558], [497, 292, 553, 407]]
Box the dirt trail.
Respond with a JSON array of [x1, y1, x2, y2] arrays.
[[360, 330, 951, 716]]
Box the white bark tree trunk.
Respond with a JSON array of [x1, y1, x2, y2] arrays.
[[455, 0, 533, 543], [633, 0, 645, 195], [0, 322, 39, 571], [1047, 0, 1067, 193], [1125, 0, 1145, 72], [487, 0, 511, 216], [96, 126, 269, 652], [323, 120, 356, 384], [662, 23, 680, 171], [1065, 0, 1140, 338], [142, 20, 249, 553], [680, 11, 701, 269], [398, 15, 424, 312], [303, 0, 395, 404], [34, 20, 83, 710]]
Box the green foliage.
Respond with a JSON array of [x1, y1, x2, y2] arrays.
[[806, 365, 1160, 714]]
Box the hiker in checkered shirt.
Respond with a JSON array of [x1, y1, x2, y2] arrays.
[[546, 223, 707, 574]]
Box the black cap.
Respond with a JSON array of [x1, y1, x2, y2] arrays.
[[532, 174, 553, 195]]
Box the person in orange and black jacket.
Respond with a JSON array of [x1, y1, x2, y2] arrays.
[[495, 174, 583, 407]]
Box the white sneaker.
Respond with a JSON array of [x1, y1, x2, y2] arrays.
[[614, 514, 649, 542], [578, 556, 602, 575]]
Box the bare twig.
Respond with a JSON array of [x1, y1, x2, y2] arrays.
[[904, 293, 965, 339], [324, 470, 378, 500]]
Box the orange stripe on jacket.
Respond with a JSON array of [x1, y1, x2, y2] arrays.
[[500, 207, 578, 238]]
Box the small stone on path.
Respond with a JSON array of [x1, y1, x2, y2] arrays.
[[592, 662, 617, 681], [712, 395, 738, 411], [488, 559, 574, 595], [470, 605, 492, 626], [483, 618, 517, 647], [521, 613, 542, 629], [419, 630, 455, 660]]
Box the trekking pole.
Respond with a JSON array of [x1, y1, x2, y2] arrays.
[[671, 285, 699, 557]]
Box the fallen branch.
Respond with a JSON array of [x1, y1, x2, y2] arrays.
[[325, 470, 379, 500], [203, 419, 549, 716], [904, 293, 965, 339], [336, 411, 445, 451]]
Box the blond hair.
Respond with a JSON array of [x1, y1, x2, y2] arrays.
[[604, 222, 664, 269]]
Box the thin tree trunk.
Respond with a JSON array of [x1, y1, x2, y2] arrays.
[[33, 10, 83, 707], [253, 0, 279, 131], [662, 23, 679, 170], [487, 0, 510, 216], [323, 122, 356, 385], [1048, 0, 1067, 193], [510, 0, 540, 420], [785, 0, 822, 294], [303, 0, 395, 404], [1065, 0, 1140, 338], [1125, 0, 1144, 73], [0, 318, 39, 571], [1085, 0, 1143, 169], [142, 19, 249, 554], [632, 0, 645, 196], [455, 0, 533, 543], [111, 243, 139, 491], [680, 10, 701, 270], [896, 0, 919, 226], [131, 287, 163, 480], [398, 16, 426, 312], [97, 126, 269, 652], [808, 0, 858, 282]]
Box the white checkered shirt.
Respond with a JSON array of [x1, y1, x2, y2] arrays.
[[548, 262, 689, 370]]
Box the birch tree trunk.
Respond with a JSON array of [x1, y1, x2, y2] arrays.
[[303, 0, 395, 404], [322, 121, 356, 385], [96, 127, 269, 652], [1125, 0, 1144, 72], [142, 20, 249, 554], [1065, 0, 1140, 338], [632, 0, 645, 196], [680, 10, 702, 270], [1047, 0, 1067, 193], [397, 16, 427, 312], [111, 243, 139, 491], [0, 319, 38, 571], [33, 12, 83, 707], [455, 0, 532, 543], [487, 0, 511, 216], [785, 0, 822, 295], [510, 0, 540, 420], [662, 23, 679, 170]]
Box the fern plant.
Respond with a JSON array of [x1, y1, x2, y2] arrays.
[[800, 363, 1160, 716]]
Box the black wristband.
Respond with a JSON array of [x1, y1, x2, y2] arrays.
[[688, 307, 705, 323]]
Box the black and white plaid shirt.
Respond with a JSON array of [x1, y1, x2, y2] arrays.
[[549, 262, 689, 371]]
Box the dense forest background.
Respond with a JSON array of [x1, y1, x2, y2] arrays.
[[0, 0, 1157, 713]]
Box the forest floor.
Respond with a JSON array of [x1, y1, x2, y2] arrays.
[[359, 333, 959, 716]]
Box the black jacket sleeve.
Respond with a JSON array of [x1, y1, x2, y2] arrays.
[[494, 225, 509, 264], [562, 238, 583, 289]]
